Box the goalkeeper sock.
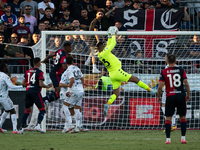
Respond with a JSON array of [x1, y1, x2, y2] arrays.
[[107, 94, 117, 105], [63, 105, 72, 127], [180, 119, 187, 136], [161, 107, 166, 120], [11, 114, 17, 131], [0, 111, 8, 128], [137, 80, 151, 91], [165, 120, 171, 138]]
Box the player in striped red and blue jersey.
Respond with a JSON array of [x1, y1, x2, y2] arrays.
[[19, 58, 52, 134], [42, 42, 72, 103], [157, 54, 190, 144]]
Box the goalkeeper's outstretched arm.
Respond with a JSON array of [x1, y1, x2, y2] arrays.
[[105, 35, 116, 53]]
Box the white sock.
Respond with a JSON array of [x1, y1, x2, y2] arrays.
[[36, 123, 41, 129], [0, 111, 8, 128], [172, 113, 176, 126], [166, 138, 171, 142], [11, 114, 17, 131], [63, 105, 72, 127], [74, 109, 81, 128], [181, 136, 185, 140], [93, 64, 96, 69], [161, 107, 166, 120]]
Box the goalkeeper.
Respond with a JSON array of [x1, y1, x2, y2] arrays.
[[97, 26, 156, 117]]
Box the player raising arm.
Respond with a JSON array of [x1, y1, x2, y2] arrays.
[[0, 63, 23, 134], [97, 26, 156, 117], [157, 54, 190, 144], [19, 58, 52, 134], [41, 42, 72, 103]]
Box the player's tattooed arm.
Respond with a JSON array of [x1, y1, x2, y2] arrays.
[[157, 81, 165, 103], [183, 79, 190, 102], [39, 80, 52, 88]]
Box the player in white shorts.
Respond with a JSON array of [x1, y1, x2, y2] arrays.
[[162, 54, 177, 132], [0, 63, 23, 134], [59, 56, 89, 133]]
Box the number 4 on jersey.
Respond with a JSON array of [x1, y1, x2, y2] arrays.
[[27, 73, 36, 84]]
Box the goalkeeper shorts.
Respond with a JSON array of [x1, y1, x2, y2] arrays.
[[109, 68, 132, 90]]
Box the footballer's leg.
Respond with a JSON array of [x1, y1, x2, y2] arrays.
[[165, 116, 172, 144], [62, 102, 74, 133], [9, 108, 18, 134], [180, 116, 187, 144], [34, 93, 46, 133], [0, 111, 8, 133]]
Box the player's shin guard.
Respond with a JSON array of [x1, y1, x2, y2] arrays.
[[0, 111, 8, 128], [165, 120, 171, 138], [107, 94, 117, 105], [137, 80, 151, 91], [37, 110, 46, 124], [11, 114, 17, 131], [43, 92, 59, 103], [21, 109, 31, 128], [180, 119, 187, 136], [74, 109, 81, 127], [63, 105, 72, 127]]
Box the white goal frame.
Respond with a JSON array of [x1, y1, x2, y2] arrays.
[[40, 30, 200, 131]]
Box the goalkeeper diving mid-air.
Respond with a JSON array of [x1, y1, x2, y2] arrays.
[[96, 26, 157, 117]]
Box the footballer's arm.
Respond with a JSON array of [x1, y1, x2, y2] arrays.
[[183, 79, 190, 102], [22, 79, 26, 87], [41, 52, 56, 64], [39, 80, 51, 88], [157, 81, 165, 103], [66, 77, 74, 97]]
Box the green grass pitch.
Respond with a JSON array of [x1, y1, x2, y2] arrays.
[[0, 130, 200, 150]]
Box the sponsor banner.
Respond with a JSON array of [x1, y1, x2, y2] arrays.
[[129, 98, 160, 126], [9, 74, 200, 92]]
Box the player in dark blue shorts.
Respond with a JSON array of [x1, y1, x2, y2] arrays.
[[42, 42, 72, 102], [19, 58, 52, 134], [157, 54, 190, 144]]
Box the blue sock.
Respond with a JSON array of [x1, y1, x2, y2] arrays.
[[21, 113, 29, 128], [38, 110, 45, 124], [180, 119, 187, 136], [165, 120, 171, 138], [43, 92, 59, 102]]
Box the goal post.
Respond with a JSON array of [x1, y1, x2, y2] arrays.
[[28, 30, 200, 131]]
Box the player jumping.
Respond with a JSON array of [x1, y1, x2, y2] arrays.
[[96, 26, 156, 117], [0, 63, 23, 134], [157, 54, 190, 144], [42, 42, 72, 103], [19, 58, 52, 134]]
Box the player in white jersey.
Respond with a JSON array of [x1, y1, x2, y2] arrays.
[[162, 54, 177, 132], [0, 63, 23, 134], [59, 56, 88, 133]]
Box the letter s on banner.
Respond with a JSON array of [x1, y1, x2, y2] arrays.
[[124, 9, 139, 28]]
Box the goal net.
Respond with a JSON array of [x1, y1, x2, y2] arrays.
[[28, 31, 200, 130]]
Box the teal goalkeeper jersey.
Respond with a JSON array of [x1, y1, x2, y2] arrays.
[[98, 35, 121, 73]]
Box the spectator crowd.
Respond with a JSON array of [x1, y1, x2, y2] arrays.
[[0, 0, 198, 73]]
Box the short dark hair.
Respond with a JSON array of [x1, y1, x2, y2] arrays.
[[64, 8, 69, 12], [33, 57, 41, 65], [45, 7, 51, 11], [166, 53, 172, 57], [25, 5, 31, 8], [81, 9, 88, 12], [96, 10, 103, 14], [19, 15, 25, 19], [124, 0, 132, 2], [96, 42, 104, 48], [0, 63, 7, 72], [64, 41, 71, 47], [167, 54, 176, 64], [66, 56, 74, 64]]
